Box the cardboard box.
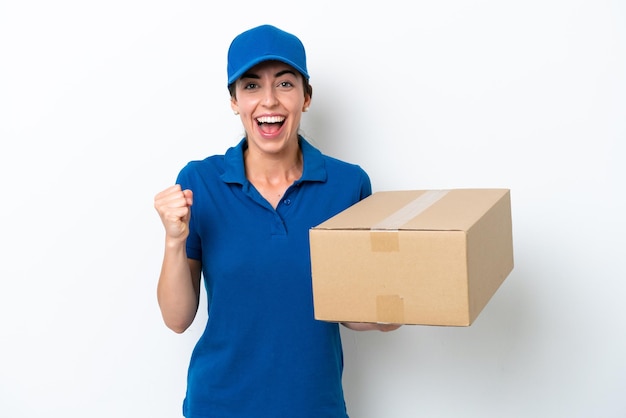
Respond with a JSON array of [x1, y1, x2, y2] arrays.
[[309, 189, 513, 326]]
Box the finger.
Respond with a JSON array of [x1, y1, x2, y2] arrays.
[[160, 205, 190, 229], [154, 184, 182, 200], [155, 187, 188, 210], [182, 189, 193, 206]]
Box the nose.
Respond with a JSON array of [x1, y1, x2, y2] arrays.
[[262, 85, 279, 107]]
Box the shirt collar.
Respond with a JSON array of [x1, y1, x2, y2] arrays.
[[220, 136, 327, 185]]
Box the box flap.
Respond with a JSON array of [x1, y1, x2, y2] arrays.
[[313, 189, 510, 232]]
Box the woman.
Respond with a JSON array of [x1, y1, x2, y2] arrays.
[[154, 24, 399, 418]]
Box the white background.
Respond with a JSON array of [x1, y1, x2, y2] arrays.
[[1, 1, 625, 417]]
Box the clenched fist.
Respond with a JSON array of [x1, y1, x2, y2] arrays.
[[154, 184, 194, 244]]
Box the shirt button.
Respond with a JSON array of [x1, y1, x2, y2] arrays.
[[283, 199, 291, 205]]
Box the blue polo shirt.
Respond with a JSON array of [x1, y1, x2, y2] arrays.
[[176, 137, 371, 418]]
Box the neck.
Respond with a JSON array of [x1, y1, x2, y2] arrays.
[[244, 144, 303, 185]]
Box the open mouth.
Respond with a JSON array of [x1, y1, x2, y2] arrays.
[[256, 115, 285, 135]]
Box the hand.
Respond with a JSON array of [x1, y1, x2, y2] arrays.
[[374, 323, 402, 332], [154, 184, 193, 243], [342, 322, 402, 332]]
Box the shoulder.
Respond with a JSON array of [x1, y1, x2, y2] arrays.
[[178, 138, 246, 180], [176, 139, 248, 188], [325, 155, 371, 197], [176, 155, 225, 185], [301, 140, 371, 199], [301, 137, 369, 180], [322, 153, 368, 175], [180, 154, 224, 173], [315, 145, 370, 182]]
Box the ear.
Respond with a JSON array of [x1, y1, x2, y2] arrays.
[[303, 93, 312, 112], [230, 97, 239, 115]]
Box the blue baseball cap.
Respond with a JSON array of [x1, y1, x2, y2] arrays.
[[227, 24, 309, 87]]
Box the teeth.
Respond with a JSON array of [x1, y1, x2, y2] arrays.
[[256, 116, 285, 124]]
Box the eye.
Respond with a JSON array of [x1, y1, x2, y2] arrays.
[[244, 82, 259, 90]]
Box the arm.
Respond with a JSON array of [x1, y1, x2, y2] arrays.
[[154, 185, 201, 333], [341, 322, 402, 332]]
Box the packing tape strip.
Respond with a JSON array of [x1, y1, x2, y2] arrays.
[[369, 189, 449, 252], [370, 231, 400, 252], [372, 189, 450, 230], [376, 294, 405, 324]]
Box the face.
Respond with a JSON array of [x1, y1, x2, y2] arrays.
[[230, 61, 311, 157]]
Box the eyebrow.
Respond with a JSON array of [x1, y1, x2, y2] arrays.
[[240, 69, 298, 80]]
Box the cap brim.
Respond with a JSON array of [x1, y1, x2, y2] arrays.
[[227, 55, 309, 86]]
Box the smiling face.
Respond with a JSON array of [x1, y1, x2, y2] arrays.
[[230, 61, 311, 158]]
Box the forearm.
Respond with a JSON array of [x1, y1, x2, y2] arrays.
[[157, 240, 201, 333]]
